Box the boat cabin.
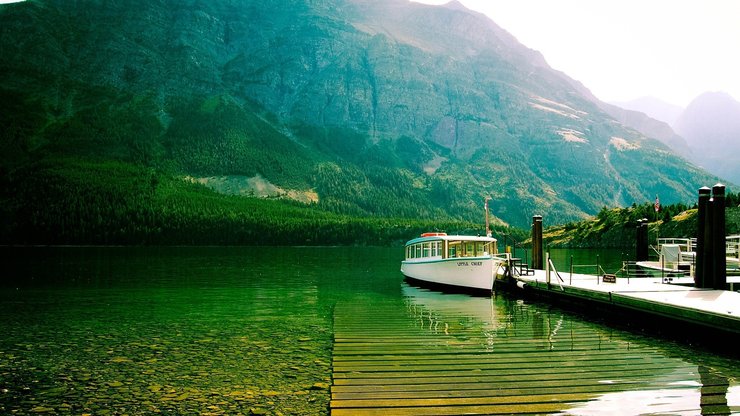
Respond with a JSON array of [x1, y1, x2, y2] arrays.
[[404, 233, 497, 261]]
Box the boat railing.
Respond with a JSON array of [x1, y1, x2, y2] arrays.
[[651, 238, 695, 258], [727, 236, 740, 259], [492, 253, 534, 279], [657, 237, 695, 250]]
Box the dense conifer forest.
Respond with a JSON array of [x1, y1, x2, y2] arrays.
[[2, 157, 525, 246]]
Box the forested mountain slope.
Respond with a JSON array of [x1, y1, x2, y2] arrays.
[[0, 0, 721, 244]]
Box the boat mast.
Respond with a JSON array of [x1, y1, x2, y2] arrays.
[[484, 197, 492, 237]]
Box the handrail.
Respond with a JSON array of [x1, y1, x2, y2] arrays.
[[547, 258, 565, 291]]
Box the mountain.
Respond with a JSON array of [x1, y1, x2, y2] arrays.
[[596, 101, 692, 159], [604, 97, 691, 158], [0, 0, 722, 243], [612, 97, 684, 128], [675, 91, 740, 185]]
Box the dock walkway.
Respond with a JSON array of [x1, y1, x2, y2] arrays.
[[511, 270, 740, 335], [330, 293, 725, 415]]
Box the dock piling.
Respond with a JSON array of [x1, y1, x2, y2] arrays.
[[711, 184, 727, 290], [695, 187, 711, 288], [696, 185, 727, 289], [532, 215, 543, 270]]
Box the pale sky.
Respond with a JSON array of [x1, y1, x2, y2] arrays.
[[413, 0, 740, 108]]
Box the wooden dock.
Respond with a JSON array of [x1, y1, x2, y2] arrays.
[[330, 290, 730, 415], [509, 269, 740, 336]]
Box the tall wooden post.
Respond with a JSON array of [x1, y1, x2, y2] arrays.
[[703, 192, 715, 288], [711, 184, 726, 290], [695, 187, 711, 288], [484, 197, 492, 237], [532, 215, 543, 270]]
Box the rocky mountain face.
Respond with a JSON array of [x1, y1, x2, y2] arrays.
[[0, 0, 720, 228], [675, 92, 740, 185], [596, 101, 692, 159]]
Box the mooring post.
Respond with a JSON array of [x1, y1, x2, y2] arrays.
[[532, 215, 543, 270], [695, 187, 711, 288], [712, 184, 727, 290], [703, 191, 716, 289]]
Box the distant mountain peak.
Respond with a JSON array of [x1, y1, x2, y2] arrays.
[[675, 90, 740, 185], [685, 91, 740, 111], [441, 0, 468, 11]]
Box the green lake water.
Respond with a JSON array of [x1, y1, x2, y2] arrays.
[[0, 246, 738, 415]]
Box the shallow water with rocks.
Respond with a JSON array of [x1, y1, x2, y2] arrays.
[[1, 246, 738, 415]]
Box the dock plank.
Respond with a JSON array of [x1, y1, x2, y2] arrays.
[[330, 297, 700, 415]]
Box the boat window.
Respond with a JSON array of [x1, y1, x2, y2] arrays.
[[448, 242, 459, 258], [465, 242, 474, 257], [475, 242, 484, 257], [415, 244, 421, 259], [423, 243, 431, 258], [482, 241, 495, 255]]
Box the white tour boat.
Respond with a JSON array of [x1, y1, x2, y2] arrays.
[[400, 232, 500, 293]]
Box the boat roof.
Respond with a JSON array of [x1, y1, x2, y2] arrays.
[[405, 234, 496, 246]]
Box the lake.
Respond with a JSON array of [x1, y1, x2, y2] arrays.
[[0, 246, 738, 415]]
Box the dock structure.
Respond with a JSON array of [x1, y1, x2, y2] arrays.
[[504, 269, 740, 337], [330, 293, 731, 415], [510, 185, 740, 339]]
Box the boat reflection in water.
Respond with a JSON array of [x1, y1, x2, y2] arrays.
[[398, 282, 740, 415], [402, 283, 506, 344]]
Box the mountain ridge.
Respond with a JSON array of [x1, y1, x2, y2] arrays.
[[611, 96, 684, 128], [0, 0, 723, 240]]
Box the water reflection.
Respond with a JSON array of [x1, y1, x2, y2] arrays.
[[403, 284, 504, 332], [3, 246, 738, 415], [400, 281, 740, 415]]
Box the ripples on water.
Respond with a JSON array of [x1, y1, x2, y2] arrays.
[[0, 246, 737, 415]]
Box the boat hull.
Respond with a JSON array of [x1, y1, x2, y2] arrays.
[[401, 257, 494, 292], [635, 261, 690, 277]]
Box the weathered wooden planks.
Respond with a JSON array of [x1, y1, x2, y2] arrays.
[[330, 297, 702, 415]]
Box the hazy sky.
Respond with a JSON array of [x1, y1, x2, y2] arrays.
[[413, 0, 740, 107]]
